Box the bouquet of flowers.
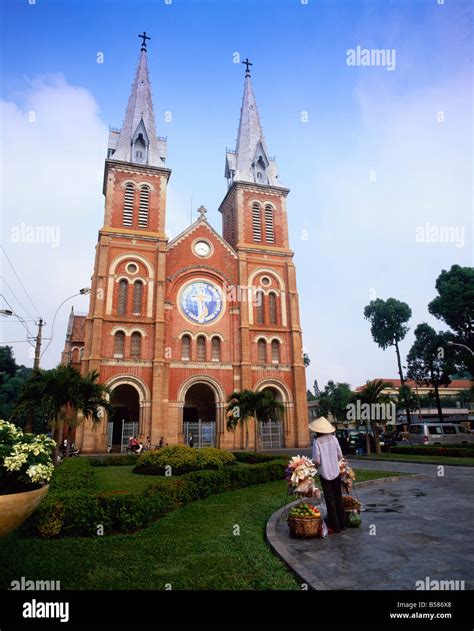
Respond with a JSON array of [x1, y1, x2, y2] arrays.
[[286, 455, 320, 498], [339, 457, 356, 493], [0, 420, 55, 494]]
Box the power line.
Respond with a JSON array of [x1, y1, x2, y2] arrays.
[[0, 275, 34, 319], [0, 293, 35, 343], [0, 246, 41, 317]]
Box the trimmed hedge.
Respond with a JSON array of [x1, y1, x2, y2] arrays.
[[26, 460, 286, 538], [133, 445, 236, 476], [390, 445, 474, 458], [50, 457, 98, 492]]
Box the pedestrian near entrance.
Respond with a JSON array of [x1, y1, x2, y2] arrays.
[[310, 416, 345, 534], [188, 433, 194, 448]]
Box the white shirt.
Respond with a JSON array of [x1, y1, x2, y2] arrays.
[[312, 434, 342, 481]]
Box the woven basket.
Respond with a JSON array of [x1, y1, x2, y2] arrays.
[[288, 516, 320, 539]]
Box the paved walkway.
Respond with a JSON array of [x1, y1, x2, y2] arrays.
[[266, 463, 474, 590]]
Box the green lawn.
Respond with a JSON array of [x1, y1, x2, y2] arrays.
[[0, 468, 399, 590], [93, 465, 159, 493], [353, 453, 474, 467]]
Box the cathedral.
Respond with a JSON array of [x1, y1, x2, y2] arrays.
[[63, 38, 309, 453]]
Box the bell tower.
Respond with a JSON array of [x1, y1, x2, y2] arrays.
[[219, 60, 308, 448], [80, 34, 170, 452]]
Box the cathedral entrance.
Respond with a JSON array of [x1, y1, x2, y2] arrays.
[[109, 384, 140, 452], [183, 383, 216, 447], [259, 386, 284, 449]]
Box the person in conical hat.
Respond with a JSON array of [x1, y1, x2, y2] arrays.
[[309, 416, 345, 534]]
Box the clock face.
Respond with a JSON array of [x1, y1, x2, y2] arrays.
[[194, 240, 211, 257], [180, 281, 223, 324]]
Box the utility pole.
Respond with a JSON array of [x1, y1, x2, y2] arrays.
[[33, 318, 44, 370]]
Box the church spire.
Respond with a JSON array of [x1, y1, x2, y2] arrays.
[[108, 35, 167, 167], [225, 60, 280, 187]]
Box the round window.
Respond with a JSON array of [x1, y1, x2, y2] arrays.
[[261, 276, 271, 287], [126, 263, 138, 274]]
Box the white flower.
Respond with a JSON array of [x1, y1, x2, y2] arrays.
[[26, 462, 54, 484]]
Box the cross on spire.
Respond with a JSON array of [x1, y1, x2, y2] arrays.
[[138, 31, 151, 51], [197, 205, 207, 220], [242, 58, 253, 77]]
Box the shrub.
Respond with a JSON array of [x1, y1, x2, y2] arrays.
[[390, 445, 474, 458], [26, 459, 287, 538], [134, 445, 236, 476]]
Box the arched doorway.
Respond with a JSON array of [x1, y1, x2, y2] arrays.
[[183, 382, 217, 448], [109, 384, 140, 452], [259, 386, 285, 449]]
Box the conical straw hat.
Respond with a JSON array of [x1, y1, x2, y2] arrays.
[[308, 416, 335, 434]]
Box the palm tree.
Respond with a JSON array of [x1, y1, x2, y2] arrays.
[[226, 389, 284, 451], [13, 365, 111, 463], [355, 380, 392, 455]]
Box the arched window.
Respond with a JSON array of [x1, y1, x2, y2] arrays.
[[71, 348, 79, 363], [138, 185, 150, 227], [211, 337, 221, 361], [252, 203, 262, 242], [264, 204, 274, 243], [268, 292, 277, 325], [130, 332, 141, 359], [181, 335, 191, 360], [114, 331, 125, 357], [117, 279, 128, 316], [257, 339, 267, 363], [271, 340, 280, 363], [123, 183, 134, 226], [197, 336, 206, 361], [132, 281, 143, 315], [256, 290, 264, 324], [79, 348, 84, 360]]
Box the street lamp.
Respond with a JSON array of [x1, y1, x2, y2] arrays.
[[447, 340, 474, 356], [40, 288, 91, 359], [0, 309, 38, 349]]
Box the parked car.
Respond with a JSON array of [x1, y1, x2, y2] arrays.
[[407, 423, 474, 446]]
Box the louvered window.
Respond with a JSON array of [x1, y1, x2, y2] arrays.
[[114, 331, 125, 357], [264, 205, 274, 243], [181, 335, 191, 360], [257, 339, 267, 363], [252, 203, 262, 242], [132, 281, 143, 315], [123, 184, 134, 226], [117, 280, 128, 316], [197, 336, 206, 361], [269, 292, 277, 325], [271, 340, 280, 362], [138, 185, 150, 227], [256, 290, 264, 324], [211, 337, 221, 361], [130, 332, 141, 359]]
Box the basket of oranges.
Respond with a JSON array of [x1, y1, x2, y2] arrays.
[[287, 502, 321, 538]]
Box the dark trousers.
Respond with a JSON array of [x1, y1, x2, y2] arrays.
[[320, 473, 345, 532]]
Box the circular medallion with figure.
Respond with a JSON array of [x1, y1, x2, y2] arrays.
[[179, 281, 223, 324]]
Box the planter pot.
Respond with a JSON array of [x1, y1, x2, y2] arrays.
[[0, 485, 49, 538]]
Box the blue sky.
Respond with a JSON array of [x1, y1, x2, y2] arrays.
[[1, 0, 472, 390]]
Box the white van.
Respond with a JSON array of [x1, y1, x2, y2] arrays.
[[407, 423, 474, 445]]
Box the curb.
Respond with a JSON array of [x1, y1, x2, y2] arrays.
[[352, 456, 474, 468], [266, 473, 428, 591]]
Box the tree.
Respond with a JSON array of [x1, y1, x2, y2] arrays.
[[0, 346, 17, 382], [13, 365, 111, 463], [406, 324, 458, 422], [428, 265, 474, 374], [226, 389, 284, 451], [316, 381, 353, 424], [306, 389, 316, 401], [364, 298, 412, 424], [354, 380, 392, 455], [303, 353, 311, 367]]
